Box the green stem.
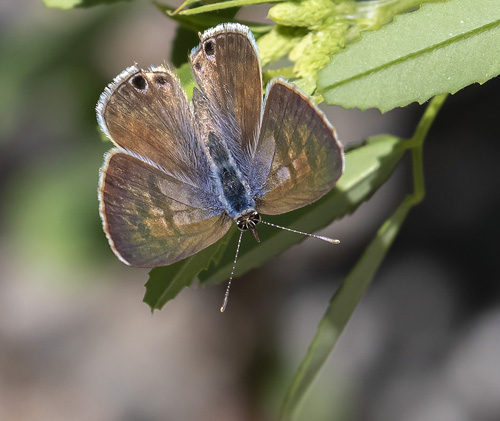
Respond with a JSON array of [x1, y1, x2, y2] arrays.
[[408, 93, 448, 205], [409, 93, 448, 148], [411, 145, 425, 204]]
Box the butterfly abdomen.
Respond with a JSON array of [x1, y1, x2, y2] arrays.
[[207, 132, 255, 218]]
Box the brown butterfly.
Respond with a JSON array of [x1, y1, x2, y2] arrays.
[[97, 23, 344, 310]]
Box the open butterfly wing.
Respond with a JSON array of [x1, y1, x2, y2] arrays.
[[99, 151, 232, 267], [253, 79, 344, 215], [190, 23, 262, 172], [97, 65, 212, 189]]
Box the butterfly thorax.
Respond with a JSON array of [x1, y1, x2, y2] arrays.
[[206, 132, 256, 219]]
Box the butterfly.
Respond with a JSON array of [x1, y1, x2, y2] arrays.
[[96, 23, 344, 310]]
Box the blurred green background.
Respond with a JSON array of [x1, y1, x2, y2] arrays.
[[1, 1, 500, 420]]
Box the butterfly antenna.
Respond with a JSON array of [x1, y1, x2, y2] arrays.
[[260, 220, 340, 244], [220, 229, 244, 313]]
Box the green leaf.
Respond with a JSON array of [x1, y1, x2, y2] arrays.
[[168, 0, 202, 15], [143, 228, 236, 311], [175, 62, 197, 99], [155, 2, 252, 34], [199, 134, 407, 286], [317, 0, 500, 112], [176, 0, 284, 16], [263, 0, 438, 80], [280, 195, 414, 420], [43, 0, 131, 9]]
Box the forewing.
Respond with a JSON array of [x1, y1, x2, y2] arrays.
[[99, 150, 231, 268], [190, 23, 262, 169], [253, 79, 344, 215], [96, 65, 211, 188]]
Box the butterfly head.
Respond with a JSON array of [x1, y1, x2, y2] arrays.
[[236, 210, 261, 243]]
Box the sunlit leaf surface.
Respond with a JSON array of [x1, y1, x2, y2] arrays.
[[318, 0, 500, 111]]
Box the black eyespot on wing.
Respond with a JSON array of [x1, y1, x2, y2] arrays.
[[154, 75, 170, 87], [130, 74, 147, 90], [194, 62, 202, 72], [204, 40, 215, 56]]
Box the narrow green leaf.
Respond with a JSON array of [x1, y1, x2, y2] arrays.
[[168, 0, 201, 15], [280, 195, 414, 420], [177, 0, 284, 16], [43, 0, 131, 8], [280, 94, 447, 420], [143, 228, 236, 311], [155, 2, 262, 36], [43, 0, 80, 7], [199, 134, 406, 285], [318, 0, 500, 112]]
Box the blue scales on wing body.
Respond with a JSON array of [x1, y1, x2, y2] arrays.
[[207, 132, 255, 218]]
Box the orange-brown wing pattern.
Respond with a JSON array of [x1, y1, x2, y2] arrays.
[[254, 79, 344, 215], [99, 151, 232, 267]]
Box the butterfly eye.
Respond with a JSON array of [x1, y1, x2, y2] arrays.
[[130, 74, 148, 91], [203, 39, 215, 57]]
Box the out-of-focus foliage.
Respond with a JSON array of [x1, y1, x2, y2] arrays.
[[43, 0, 131, 8], [1, 6, 124, 274]]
